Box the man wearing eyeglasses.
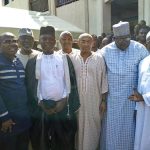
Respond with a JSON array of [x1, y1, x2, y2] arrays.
[[98, 21, 149, 150]]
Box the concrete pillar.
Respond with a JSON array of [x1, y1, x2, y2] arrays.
[[138, 0, 150, 26], [84, 0, 89, 32], [138, 0, 144, 21], [96, 0, 111, 35], [144, 0, 150, 26], [0, 1, 3, 6], [48, 0, 56, 15]]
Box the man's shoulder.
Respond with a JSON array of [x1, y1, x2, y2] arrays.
[[27, 55, 37, 65], [130, 40, 148, 55], [57, 49, 63, 54], [130, 40, 146, 49], [72, 48, 80, 53], [97, 42, 115, 55], [94, 52, 103, 59], [140, 55, 150, 65], [139, 55, 150, 73], [31, 49, 41, 55]]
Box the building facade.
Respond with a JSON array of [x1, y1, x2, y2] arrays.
[[1, 0, 150, 35]]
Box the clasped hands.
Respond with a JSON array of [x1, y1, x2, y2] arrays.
[[38, 97, 67, 115]]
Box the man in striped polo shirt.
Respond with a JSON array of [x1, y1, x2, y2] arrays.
[[0, 32, 31, 150]]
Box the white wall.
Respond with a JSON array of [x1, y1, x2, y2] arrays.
[[4, 0, 112, 35], [143, 0, 150, 26], [0, 1, 2, 7], [6, 0, 29, 10], [56, 0, 111, 35], [56, 0, 86, 32], [88, 0, 97, 34]]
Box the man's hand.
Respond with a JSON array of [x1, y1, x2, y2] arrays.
[[38, 101, 56, 115], [38, 97, 67, 115], [1, 119, 15, 133], [128, 90, 144, 102], [99, 101, 106, 117]]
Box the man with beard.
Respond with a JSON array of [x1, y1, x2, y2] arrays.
[[98, 21, 148, 150], [25, 26, 80, 150], [16, 28, 39, 68], [0, 32, 31, 150]]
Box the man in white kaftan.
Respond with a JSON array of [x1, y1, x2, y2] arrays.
[[133, 55, 150, 150], [71, 33, 108, 150], [99, 21, 148, 150], [129, 31, 150, 150]]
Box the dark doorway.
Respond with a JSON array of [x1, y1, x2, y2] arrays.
[[111, 0, 138, 36]]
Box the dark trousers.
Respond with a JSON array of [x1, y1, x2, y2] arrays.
[[0, 130, 29, 150], [29, 117, 42, 150], [30, 113, 77, 150]]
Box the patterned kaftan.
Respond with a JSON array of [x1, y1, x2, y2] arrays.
[[99, 41, 148, 150], [71, 52, 108, 150]]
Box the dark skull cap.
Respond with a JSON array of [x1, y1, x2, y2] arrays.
[[40, 26, 55, 37]]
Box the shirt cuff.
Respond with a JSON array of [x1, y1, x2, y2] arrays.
[[62, 90, 67, 98], [142, 93, 150, 106], [0, 111, 11, 122]]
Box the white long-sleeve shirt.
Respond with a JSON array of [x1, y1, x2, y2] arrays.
[[39, 52, 67, 101]]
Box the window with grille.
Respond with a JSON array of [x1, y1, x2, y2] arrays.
[[3, 0, 14, 5], [4, 0, 9, 5], [56, 0, 79, 7]]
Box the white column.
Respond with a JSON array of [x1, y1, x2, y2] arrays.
[[0, 0, 3, 6], [96, 0, 111, 35], [48, 0, 56, 15], [138, 0, 150, 26], [1, 0, 4, 6], [138, 0, 144, 21], [144, 0, 150, 26], [84, 0, 89, 32]]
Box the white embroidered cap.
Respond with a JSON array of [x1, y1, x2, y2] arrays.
[[18, 28, 34, 37], [113, 21, 130, 37]]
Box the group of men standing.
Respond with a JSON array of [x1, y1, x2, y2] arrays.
[[0, 20, 150, 150]]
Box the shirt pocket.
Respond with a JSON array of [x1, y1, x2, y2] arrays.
[[55, 62, 64, 77]]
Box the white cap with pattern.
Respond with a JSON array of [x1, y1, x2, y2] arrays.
[[18, 28, 34, 37], [113, 21, 130, 37]]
